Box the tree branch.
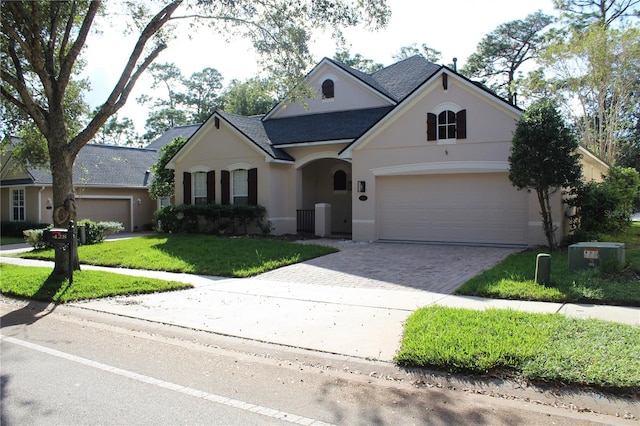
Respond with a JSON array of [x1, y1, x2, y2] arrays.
[[70, 0, 183, 152]]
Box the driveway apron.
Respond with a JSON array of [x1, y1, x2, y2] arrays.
[[255, 241, 519, 293]]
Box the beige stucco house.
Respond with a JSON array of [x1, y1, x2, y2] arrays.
[[1, 125, 199, 232], [168, 55, 609, 247]]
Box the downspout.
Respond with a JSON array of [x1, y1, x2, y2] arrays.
[[38, 186, 45, 223]]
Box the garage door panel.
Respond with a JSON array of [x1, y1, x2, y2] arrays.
[[76, 199, 131, 231], [377, 174, 526, 245]]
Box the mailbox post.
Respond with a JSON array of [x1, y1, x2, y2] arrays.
[[43, 220, 75, 284]]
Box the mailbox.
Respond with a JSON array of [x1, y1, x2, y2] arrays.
[[43, 228, 72, 245], [42, 221, 76, 284]]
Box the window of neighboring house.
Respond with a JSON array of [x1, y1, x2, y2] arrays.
[[11, 188, 25, 221], [232, 169, 249, 204], [193, 172, 208, 205], [333, 170, 347, 191], [322, 79, 334, 99]]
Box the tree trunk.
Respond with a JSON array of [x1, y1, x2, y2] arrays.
[[537, 188, 556, 251], [49, 139, 81, 275]]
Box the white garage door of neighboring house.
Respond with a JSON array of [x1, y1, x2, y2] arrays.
[[377, 173, 527, 245], [76, 198, 131, 232]]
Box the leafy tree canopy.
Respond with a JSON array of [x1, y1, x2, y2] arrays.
[[461, 11, 554, 106], [1, 0, 390, 274], [393, 43, 442, 63], [333, 49, 383, 73], [509, 99, 582, 249], [148, 136, 188, 200], [221, 77, 277, 116]]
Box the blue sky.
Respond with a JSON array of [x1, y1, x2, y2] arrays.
[[83, 0, 557, 132]]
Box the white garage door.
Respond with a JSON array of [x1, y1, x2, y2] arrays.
[[76, 198, 131, 231], [377, 173, 527, 245]]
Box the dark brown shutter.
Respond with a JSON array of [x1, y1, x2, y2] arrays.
[[456, 109, 467, 139], [183, 172, 192, 205], [221, 170, 230, 205], [207, 170, 215, 204], [427, 113, 437, 141], [248, 168, 258, 206]]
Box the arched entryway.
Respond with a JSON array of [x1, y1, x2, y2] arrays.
[[297, 158, 352, 235]]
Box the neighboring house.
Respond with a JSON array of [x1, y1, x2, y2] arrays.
[[1, 125, 199, 231], [168, 55, 609, 246]]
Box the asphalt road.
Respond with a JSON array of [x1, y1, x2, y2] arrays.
[[1, 299, 635, 425]]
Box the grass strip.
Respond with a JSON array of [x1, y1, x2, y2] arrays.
[[0, 263, 191, 303], [455, 223, 640, 306], [395, 306, 640, 390], [20, 234, 338, 277]]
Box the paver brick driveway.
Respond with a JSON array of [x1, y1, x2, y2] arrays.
[[256, 241, 520, 294]]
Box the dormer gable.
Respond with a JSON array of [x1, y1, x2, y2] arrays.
[[265, 58, 396, 120]]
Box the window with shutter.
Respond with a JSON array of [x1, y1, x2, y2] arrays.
[[232, 169, 249, 205], [427, 106, 467, 143], [193, 172, 208, 205], [183, 172, 192, 205]]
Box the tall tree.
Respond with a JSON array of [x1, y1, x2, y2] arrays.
[[137, 62, 188, 141], [543, 0, 640, 163], [1, 0, 390, 275], [461, 11, 554, 106], [333, 49, 383, 73], [93, 113, 142, 146], [554, 0, 640, 28], [221, 77, 277, 116], [509, 99, 583, 250], [183, 67, 224, 123], [393, 43, 442, 63]]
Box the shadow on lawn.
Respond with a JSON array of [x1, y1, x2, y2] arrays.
[[1, 273, 70, 328]]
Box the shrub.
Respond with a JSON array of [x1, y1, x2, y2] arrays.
[[566, 166, 640, 237], [98, 221, 125, 237], [154, 204, 270, 236], [23, 228, 50, 249], [2, 221, 49, 238], [77, 219, 124, 244]]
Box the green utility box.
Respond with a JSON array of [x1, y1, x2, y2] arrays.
[[568, 242, 625, 271]]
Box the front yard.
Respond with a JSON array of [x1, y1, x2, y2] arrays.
[[1, 227, 639, 393], [456, 222, 640, 307]]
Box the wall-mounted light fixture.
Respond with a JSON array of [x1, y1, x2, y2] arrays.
[[357, 181, 366, 193], [137, 198, 142, 205]]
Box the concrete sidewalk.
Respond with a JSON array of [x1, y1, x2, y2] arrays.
[[1, 246, 638, 362]]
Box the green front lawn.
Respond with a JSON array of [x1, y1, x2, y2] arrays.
[[19, 234, 338, 277], [396, 306, 640, 391], [0, 236, 25, 246], [455, 223, 640, 306], [0, 263, 191, 303]]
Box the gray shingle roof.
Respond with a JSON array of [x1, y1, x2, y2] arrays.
[[370, 55, 441, 101], [145, 124, 200, 151], [264, 106, 394, 145], [217, 112, 294, 161], [3, 144, 159, 188], [326, 55, 441, 102]]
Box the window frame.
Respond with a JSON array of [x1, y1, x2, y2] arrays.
[[427, 103, 466, 144], [192, 171, 208, 205], [321, 79, 335, 99], [232, 169, 249, 205], [11, 187, 25, 221]]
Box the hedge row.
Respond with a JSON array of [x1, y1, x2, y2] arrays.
[[1, 221, 50, 238], [154, 204, 272, 235]]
